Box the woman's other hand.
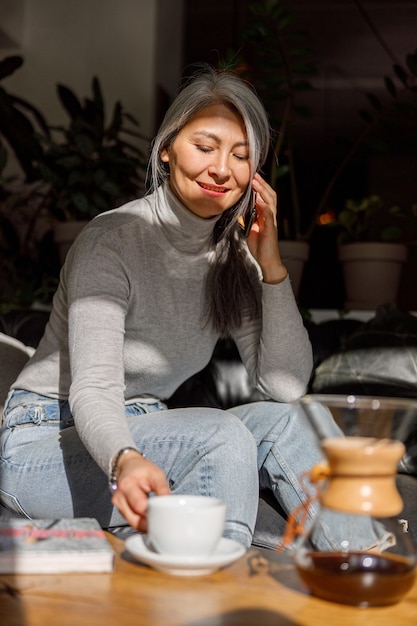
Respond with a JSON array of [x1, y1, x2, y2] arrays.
[[111, 451, 171, 531]]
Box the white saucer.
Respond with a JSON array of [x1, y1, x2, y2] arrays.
[[125, 535, 246, 576]]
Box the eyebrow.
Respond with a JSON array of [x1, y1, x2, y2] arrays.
[[190, 131, 249, 148]]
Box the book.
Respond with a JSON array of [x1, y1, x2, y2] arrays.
[[0, 517, 115, 574]]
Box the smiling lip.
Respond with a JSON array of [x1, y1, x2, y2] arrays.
[[198, 182, 228, 196]]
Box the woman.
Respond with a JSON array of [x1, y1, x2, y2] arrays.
[[0, 67, 332, 549]]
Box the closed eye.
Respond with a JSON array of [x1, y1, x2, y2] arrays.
[[196, 145, 213, 153], [234, 153, 249, 161]]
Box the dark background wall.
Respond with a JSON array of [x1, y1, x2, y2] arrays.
[[182, 0, 417, 310]]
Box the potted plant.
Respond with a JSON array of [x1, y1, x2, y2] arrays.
[[36, 77, 148, 262], [227, 1, 417, 304], [0, 55, 148, 308], [333, 195, 417, 310], [315, 37, 417, 310]]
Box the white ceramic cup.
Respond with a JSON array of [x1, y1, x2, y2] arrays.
[[146, 494, 226, 557]]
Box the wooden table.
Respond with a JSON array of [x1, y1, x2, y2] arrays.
[[1, 534, 416, 626]]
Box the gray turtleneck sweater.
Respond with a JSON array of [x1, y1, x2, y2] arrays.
[[12, 184, 313, 474]]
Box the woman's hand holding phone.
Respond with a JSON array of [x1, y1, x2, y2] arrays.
[[246, 173, 288, 284]]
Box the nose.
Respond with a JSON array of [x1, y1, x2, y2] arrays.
[[208, 152, 231, 181]]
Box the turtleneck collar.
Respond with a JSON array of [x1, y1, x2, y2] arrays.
[[153, 183, 223, 254]]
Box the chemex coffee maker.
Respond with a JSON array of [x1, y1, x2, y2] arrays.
[[293, 395, 417, 607]]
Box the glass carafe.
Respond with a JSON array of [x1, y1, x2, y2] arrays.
[[294, 395, 417, 607]]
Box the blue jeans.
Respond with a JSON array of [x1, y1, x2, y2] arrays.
[[0, 390, 339, 548]]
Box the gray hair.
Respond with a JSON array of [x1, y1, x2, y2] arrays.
[[148, 67, 271, 335], [148, 67, 271, 212]]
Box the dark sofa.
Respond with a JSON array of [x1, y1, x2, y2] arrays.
[[1, 304, 416, 549]]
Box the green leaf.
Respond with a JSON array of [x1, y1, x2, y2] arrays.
[[405, 51, 417, 77], [92, 76, 104, 109], [12, 94, 50, 136], [366, 93, 382, 111], [288, 47, 312, 59], [101, 180, 120, 196], [93, 169, 107, 186], [248, 1, 266, 17], [91, 191, 110, 211], [0, 144, 7, 171], [73, 133, 95, 158], [388, 205, 401, 216], [123, 111, 140, 128], [0, 55, 24, 81], [384, 76, 397, 98], [265, 0, 280, 15], [57, 84, 83, 119], [358, 109, 373, 123], [72, 192, 91, 214], [56, 155, 83, 170], [67, 170, 82, 186], [381, 226, 402, 242], [393, 63, 408, 85], [275, 164, 290, 178], [37, 161, 64, 187], [108, 102, 123, 138], [278, 14, 294, 30]]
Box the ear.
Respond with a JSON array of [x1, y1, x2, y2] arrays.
[[160, 147, 170, 163]]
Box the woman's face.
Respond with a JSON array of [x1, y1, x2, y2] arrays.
[[161, 103, 251, 219]]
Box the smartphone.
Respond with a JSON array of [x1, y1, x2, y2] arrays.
[[238, 191, 257, 238]]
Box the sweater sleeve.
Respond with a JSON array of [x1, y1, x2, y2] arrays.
[[64, 227, 137, 475], [231, 275, 313, 403]]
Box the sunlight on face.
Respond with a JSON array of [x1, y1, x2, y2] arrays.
[[160, 104, 251, 218]]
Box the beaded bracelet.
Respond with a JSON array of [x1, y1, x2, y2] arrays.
[[108, 447, 144, 492]]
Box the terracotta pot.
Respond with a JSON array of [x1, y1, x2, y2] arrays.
[[338, 242, 407, 310], [279, 240, 310, 298]]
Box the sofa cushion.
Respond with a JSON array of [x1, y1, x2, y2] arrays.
[[312, 304, 417, 398]]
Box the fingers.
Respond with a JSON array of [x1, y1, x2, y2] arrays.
[[112, 494, 145, 530], [252, 172, 278, 227], [247, 173, 287, 283], [111, 457, 171, 530], [249, 173, 278, 239]]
